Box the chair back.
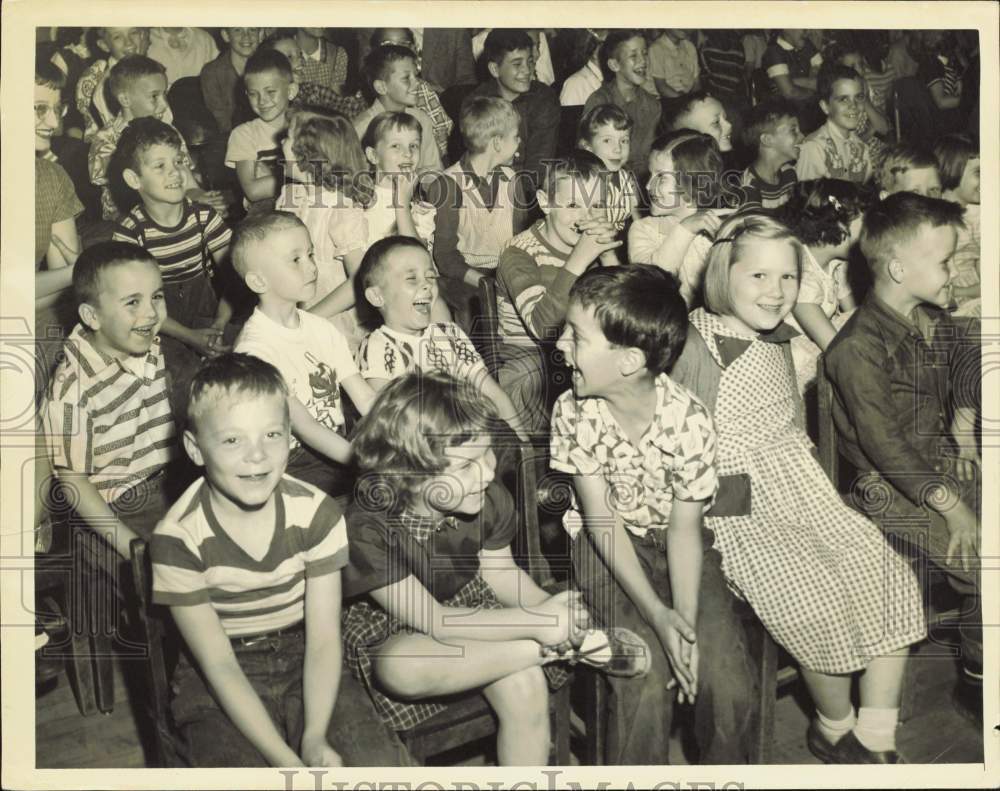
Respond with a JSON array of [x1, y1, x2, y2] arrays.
[[473, 275, 503, 380], [815, 354, 840, 487]]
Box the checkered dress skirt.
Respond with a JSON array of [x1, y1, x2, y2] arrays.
[[343, 575, 570, 732]]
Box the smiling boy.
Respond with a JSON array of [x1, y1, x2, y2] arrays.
[[583, 30, 661, 179], [233, 211, 376, 496], [353, 45, 442, 173], [796, 62, 872, 183], [740, 98, 803, 212], [76, 27, 150, 141]]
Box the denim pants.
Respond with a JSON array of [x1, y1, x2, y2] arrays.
[[572, 525, 756, 764], [170, 628, 414, 767]]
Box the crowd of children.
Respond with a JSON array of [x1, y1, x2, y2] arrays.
[[34, 25, 984, 769]]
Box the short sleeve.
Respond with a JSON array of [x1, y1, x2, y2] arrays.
[[150, 524, 210, 607], [358, 330, 399, 381], [441, 323, 488, 381], [45, 386, 87, 473], [412, 200, 437, 247], [326, 206, 369, 258], [301, 494, 350, 578], [50, 162, 84, 223], [763, 46, 791, 79], [344, 510, 410, 596], [669, 398, 719, 503], [326, 320, 361, 380], [111, 221, 141, 246], [796, 261, 826, 305], [225, 123, 257, 168], [549, 392, 601, 477], [795, 139, 828, 181], [197, 205, 232, 256], [481, 483, 516, 551]]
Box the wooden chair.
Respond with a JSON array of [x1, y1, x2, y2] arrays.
[[473, 275, 503, 380]]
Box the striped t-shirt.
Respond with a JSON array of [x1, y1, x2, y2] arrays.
[[151, 475, 349, 637], [112, 201, 231, 284], [496, 220, 576, 348], [45, 324, 177, 504], [739, 163, 798, 213]]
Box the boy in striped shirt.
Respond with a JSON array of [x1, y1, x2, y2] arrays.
[[45, 242, 178, 558], [738, 98, 802, 214], [112, 117, 234, 415], [150, 353, 411, 767]]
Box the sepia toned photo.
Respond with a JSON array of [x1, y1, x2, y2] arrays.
[[2, 2, 997, 789]]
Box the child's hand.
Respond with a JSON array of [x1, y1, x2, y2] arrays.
[[679, 211, 722, 238], [187, 327, 227, 357], [570, 218, 623, 264], [187, 187, 229, 216], [943, 504, 980, 573], [534, 589, 589, 647], [392, 170, 418, 206], [599, 250, 620, 268], [652, 608, 698, 702], [301, 735, 343, 767]]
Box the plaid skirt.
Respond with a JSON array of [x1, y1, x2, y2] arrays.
[[343, 575, 570, 732]]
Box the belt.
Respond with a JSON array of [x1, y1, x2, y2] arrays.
[[230, 620, 305, 648]]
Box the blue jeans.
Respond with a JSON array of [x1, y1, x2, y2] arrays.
[[170, 627, 414, 766], [572, 526, 756, 764]]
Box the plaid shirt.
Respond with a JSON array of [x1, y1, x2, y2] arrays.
[[396, 510, 460, 544]]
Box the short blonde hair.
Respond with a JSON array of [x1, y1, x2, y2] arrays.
[[460, 96, 519, 154], [702, 213, 803, 315]]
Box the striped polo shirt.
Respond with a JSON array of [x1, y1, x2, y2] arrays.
[[150, 476, 349, 637], [739, 163, 798, 213], [45, 324, 178, 504], [112, 201, 231, 284]]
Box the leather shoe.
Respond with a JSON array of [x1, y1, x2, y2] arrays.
[[831, 731, 901, 764], [805, 721, 838, 763]]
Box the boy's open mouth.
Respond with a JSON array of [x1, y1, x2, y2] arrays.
[[413, 295, 432, 315], [239, 472, 271, 483], [133, 324, 157, 337]]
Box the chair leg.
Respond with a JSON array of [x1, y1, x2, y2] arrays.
[[550, 683, 572, 765], [583, 672, 606, 765], [753, 630, 778, 764]]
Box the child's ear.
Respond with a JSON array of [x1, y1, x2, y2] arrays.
[[78, 301, 100, 331], [878, 189, 888, 200], [364, 285, 385, 307], [618, 347, 647, 378], [536, 189, 551, 215], [372, 78, 387, 98], [607, 57, 621, 75], [116, 91, 131, 112], [486, 61, 501, 81], [96, 37, 111, 55], [287, 81, 299, 102], [819, 99, 830, 116], [364, 146, 379, 167], [220, 29, 231, 45], [580, 138, 594, 153], [886, 258, 905, 284], [244, 270, 268, 295], [182, 429, 204, 467], [122, 167, 142, 191]]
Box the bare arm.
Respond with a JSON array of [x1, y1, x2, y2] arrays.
[[171, 603, 303, 767], [792, 302, 839, 352], [300, 570, 343, 767], [235, 159, 279, 203], [478, 544, 552, 608], [929, 81, 961, 110], [339, 373, 377, 417], [307, 248, 365, 319], [288, 396, 352, 465]]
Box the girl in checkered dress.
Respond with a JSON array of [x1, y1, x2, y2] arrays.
[[341, 372, 640, 765], [671, 214, 925, 764]]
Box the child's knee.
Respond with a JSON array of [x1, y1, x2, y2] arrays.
[[490, 665, 549, 721]]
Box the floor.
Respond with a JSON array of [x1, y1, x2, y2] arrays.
[[35, 627, 985, 769]]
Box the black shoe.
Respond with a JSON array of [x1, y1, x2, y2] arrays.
[[805, 721, 838, 763], [831, 731, 901, 764], [952, 677, 983, 726]]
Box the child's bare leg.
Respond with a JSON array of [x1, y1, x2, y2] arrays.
[[373, 633, 543, 699], [482, 666, 550, 765], [800, 669, 853, 719], [858, 648, 908, 708]]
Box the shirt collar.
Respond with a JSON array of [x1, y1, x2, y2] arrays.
[[864, 293, 945, 353], [690, 308, 799, 369], [380, 324, 423, 343], [776, 36, 796, 51], [397, 509, 459, 543], [67, 324, 161, 382], [306, 40, 323, 62]]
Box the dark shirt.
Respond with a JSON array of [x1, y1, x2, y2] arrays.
[[583, 80, 661, 179], [700, 43, 747, 101], [761, 36, 821, 96], [342, 480, 516, 602], [429, 155, 533, 283], [465, 79, 561, 192], [824, 294, 979, 510]]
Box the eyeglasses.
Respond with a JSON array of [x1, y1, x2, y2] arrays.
[[34, 102, 68, 121]]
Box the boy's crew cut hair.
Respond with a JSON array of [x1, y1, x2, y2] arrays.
[[780, 177, 873, 248], [459, 96, 519, 154], [859, 192, 965, 273], [113, 115, 183, 173], [355, 235, 429, 329], [702, 213, 804, 315], [598, 29, 644, 81], [107, 55, 166, 101], [741, 97, 799, 154], [361, 110, 422, 154], [543, 148, 605, 199], [570, 265, 688, 374], [244, 47, 294, 83], [932, 133, 979, 192], [187, 352, 290, 432], [815, 61, 863, 103], [352, 371, 497, 513], [72, 240, 158, 307], [362, 44, 417, 99], [877, 142, 939, 191], [230, 210, 307, 276], [482, 29, 534, 67], [578, 103, 633, 143]]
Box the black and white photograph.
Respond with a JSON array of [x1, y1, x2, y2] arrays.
[[1, 1, 997, 788]]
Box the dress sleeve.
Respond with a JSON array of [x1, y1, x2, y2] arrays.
[[326, 206, 369, 258], [343, 509, 412, 597]]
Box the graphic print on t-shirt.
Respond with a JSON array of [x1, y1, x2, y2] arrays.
[[304, 351, 343, 431]]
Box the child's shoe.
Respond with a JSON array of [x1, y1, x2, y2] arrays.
[[830, 731, 902, 764], [542, 628, 651, 678]]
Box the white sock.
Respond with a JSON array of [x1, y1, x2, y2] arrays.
[[853, 707, 898, 752], [816, 707, 856, 745]]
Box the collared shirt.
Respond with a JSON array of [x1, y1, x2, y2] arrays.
[[762, 35, 823, 95], [200, 51, 253, 133], [343, 480, 516, 602], [357, 321, 488, 384], [550, 372, 719, 539], [796, 120, 872, 183], [298, 38, 348, 94], [583, 80, 662, 178], [466, 78, 561, 191], [825, 294, 979, 509], [648, 35, 700, 95], [45, 324, 178, 504], [76, 57, 116, 142], [560, 60, 603, 107]]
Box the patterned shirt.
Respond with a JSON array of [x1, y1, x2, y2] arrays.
[[45, 325, 177, 503], [75, 57, 115, 142], [112, 200, 231, 284], [496, 220, 575, 347], [35, 157, 84, 267], [298, 38, 349, 94], [739, 163, 798, 213], [550, 373, 719, 539], [358, 322, 488, 384], [648, 35, 700, 95], [584, 81, 661, 179], [151, 475, 349, 637], [796, 121, 872, 184]]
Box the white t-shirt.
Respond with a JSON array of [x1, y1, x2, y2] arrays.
[[148, 27, 219, 87], [225, 116, 286, 169], [235, 307, 359, 446], [364, 182, 436, 249], [628, 214, 714, 306]]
